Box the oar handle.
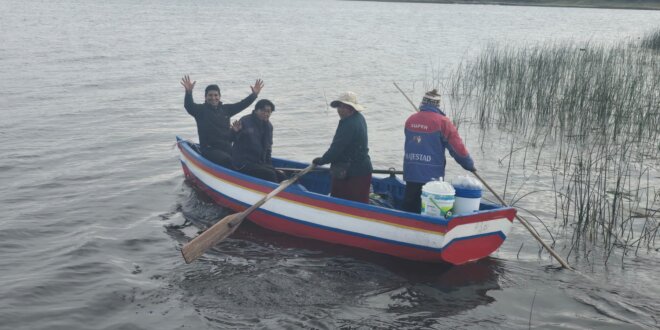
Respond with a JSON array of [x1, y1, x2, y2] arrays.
[[239, 164, 315, 216], [472, 171, 573, 270]]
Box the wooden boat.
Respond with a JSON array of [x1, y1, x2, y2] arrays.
[[176, 137, 516, 265]]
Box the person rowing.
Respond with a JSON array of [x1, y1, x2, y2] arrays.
[[312, 91, 373, 203]]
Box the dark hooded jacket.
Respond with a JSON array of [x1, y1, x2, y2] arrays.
[[317, 111, 373, 178], [184, 92, 257, 153], [231, 112, 273, 168]]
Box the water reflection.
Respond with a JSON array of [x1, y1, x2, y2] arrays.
[[167, 184, 503, 328]]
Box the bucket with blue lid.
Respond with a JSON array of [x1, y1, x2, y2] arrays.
[[451, 175, 483, 215]]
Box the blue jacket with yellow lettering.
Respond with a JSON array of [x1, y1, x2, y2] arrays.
[[403, 104, 475, 183]]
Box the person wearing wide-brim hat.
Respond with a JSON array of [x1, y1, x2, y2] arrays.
[[313, 91, 373, 203], [402, 89, 476, 213]]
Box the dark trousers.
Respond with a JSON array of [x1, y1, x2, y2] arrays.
[[402, 181, 424, 213], [201, 147, 232, 168], [235, 162, 286, 183], [330, 174, 372, 204]]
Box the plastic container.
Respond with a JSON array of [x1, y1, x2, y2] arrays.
[[453, 186, 482, 215], [451, 175, 483, 215], [421, 180, 455, 218]]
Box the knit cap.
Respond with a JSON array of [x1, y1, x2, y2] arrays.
[[421, 89, 442, 107]]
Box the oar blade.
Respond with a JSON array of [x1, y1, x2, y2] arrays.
[[181, 212, 246, 264]]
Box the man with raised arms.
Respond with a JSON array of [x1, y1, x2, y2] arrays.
[[180, 75, 264, 167]]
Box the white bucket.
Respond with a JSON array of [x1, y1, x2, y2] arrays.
[[453, 189, 482, 215], [451, 176, 483, 215], [421, 180, 455, 218]]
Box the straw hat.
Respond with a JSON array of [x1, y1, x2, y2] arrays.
[[421, 89, 442, 107], [330, 91, 365, 112]]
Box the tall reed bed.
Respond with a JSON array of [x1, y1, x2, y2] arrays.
[[447, 40, 660, 262]]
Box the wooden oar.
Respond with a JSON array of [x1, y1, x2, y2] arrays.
[[472, 171, 572, 269], [393, 82, 573, 269], [277, 167, 403, 175], [181, 163, 316, 264]]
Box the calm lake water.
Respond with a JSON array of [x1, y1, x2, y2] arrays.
[[1, 0, 659, 328]]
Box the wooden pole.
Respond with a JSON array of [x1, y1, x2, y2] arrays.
[[472, 172, 573, 269], [393, 82, 419, 113]]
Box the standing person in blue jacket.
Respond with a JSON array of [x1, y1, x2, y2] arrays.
[[313, 91, 373, 203], [230, 99, 285, 182], [402, 89, 476, 213], [180, 75, 264, 167]]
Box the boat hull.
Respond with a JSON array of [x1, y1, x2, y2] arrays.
[[177, 137, 515, 264]]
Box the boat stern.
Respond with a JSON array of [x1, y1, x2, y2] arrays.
[[440, 207, 516, 265]]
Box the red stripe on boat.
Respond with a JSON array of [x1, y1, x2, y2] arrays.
[[247, 209, 444, 262], [276, 190, 447, 233]]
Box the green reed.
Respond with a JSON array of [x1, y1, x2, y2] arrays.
[[641, 28, 660, 50], [447, 39, 660, 263]]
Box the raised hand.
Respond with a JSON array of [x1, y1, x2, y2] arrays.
[[180, 75, 196, 92], [231, 120, 242, 132], [251, 79, 264, 95]]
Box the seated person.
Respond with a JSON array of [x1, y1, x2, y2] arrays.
[[230, 99, 285, 183]]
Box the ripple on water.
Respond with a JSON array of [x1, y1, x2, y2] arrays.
[[166, 211, 505, 328]]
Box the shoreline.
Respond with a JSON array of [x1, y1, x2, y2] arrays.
[[348, 0, 660, 11]]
